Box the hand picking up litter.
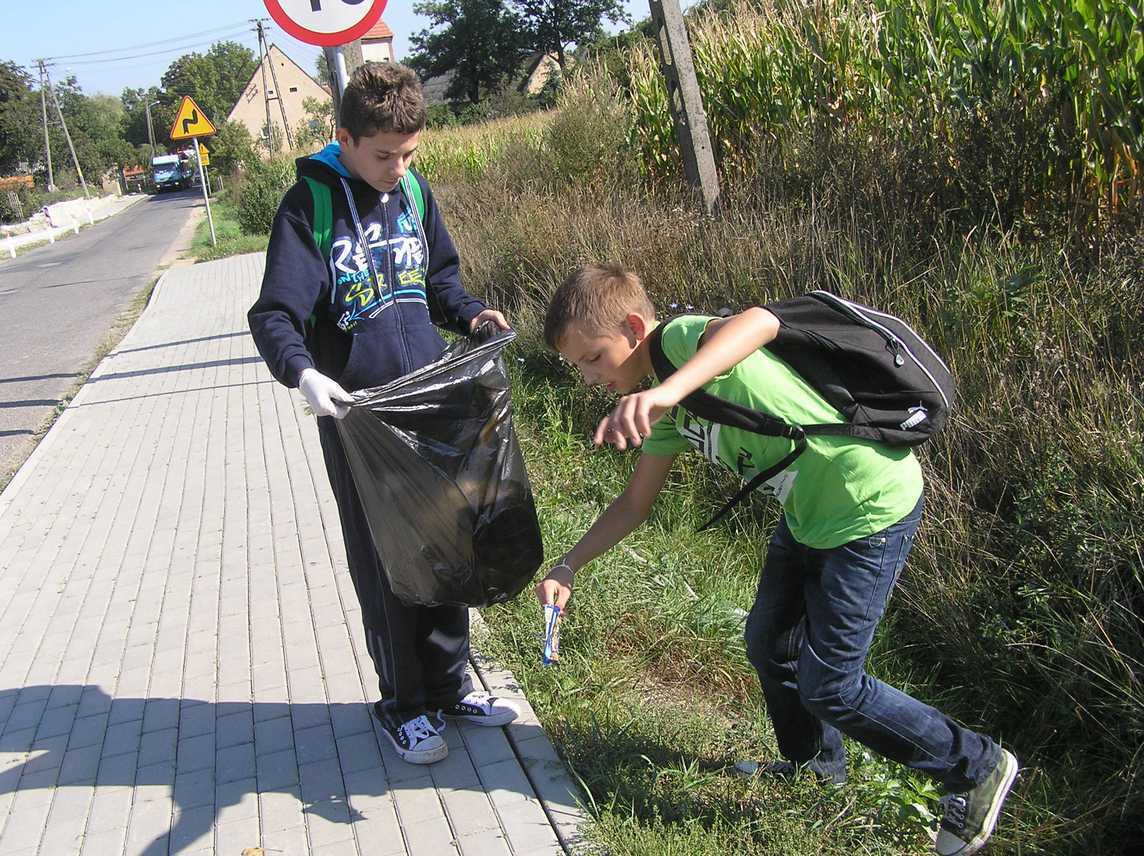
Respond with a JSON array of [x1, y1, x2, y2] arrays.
[[535, 559, 574, 612]]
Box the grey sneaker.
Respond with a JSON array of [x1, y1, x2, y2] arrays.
[[377, 711, 448, 765], [439, 690, 520, 727], [935, 748, 1019, 855]]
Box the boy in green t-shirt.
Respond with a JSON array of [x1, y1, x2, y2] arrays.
[[536, 263, 1018, 856]]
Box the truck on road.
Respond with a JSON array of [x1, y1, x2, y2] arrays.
[[151, 154, 192, 192]]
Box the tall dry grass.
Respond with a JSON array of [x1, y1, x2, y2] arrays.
[[414, 7, 1143, 847]]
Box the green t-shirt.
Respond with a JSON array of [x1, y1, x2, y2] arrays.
[[641, 315, 924, 548]]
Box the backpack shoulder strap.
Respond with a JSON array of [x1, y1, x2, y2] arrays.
[[647, 323, 807, 531], [303, 176, 332, 259], [400, 172, 426, 228], [647, 324, 801, 439]]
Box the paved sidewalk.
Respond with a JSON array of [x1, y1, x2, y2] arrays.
[[0, 254, 585, 856]]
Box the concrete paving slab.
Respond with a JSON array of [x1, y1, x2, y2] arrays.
[[0, 254, 587, 854]]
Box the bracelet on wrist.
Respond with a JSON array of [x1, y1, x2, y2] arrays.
[[550, 561, 575, 576]]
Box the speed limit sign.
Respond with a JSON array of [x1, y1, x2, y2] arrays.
[[263, 0, 388, 47]]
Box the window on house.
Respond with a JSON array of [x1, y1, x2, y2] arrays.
[[290, 86, 298, 92]]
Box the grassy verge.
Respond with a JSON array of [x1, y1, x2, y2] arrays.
[[478, 365, 944, 854], [191, 196, 268, 261], [418, 89, 1140, 849]]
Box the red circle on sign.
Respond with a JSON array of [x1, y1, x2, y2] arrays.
[[263, 0, 388, 48]]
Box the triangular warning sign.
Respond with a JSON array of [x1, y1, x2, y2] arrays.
[[169, 95, 217, 141]]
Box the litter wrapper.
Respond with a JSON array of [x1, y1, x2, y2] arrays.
[[336, 329, 544, 607], [542, 604, 561, 665]]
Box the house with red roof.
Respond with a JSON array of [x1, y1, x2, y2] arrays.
[[361, 19, 395, 64]]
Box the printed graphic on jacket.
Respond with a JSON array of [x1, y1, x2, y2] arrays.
[[330, 208, 426, 332]]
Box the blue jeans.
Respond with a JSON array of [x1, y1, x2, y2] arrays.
[[744, 495, 999, 791]]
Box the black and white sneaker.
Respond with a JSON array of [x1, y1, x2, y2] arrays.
[[439, 690, 519, 727], [935, 748, 1019, 855], [375, 708, 448, 765]]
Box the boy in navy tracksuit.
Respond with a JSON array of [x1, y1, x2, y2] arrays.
[[248, 62, 518, 765]]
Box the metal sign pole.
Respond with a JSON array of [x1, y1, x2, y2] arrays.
[[334, 46, 349, 96], [194, 135, 216, 246]]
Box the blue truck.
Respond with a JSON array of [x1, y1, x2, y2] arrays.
[[151, 154, 192, 192]]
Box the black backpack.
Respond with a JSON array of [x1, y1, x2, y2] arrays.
[[647, 290, 955, 531]]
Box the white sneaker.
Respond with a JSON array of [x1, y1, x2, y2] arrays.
[[378, 713, 448, 765], [439, 690, 519, 727]]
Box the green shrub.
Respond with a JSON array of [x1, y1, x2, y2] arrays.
[[236, 157, 294, 235], [544, 75, 633, 189]]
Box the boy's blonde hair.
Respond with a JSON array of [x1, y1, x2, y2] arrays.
[[544, 264, 656, 349], [340, 62, 426, 140]]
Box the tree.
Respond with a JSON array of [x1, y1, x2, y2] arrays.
[[208, 121, 258, 175], [409, 0, 528, 105], [295, 96, 335, 150], [513, 0, 628, 69], [159, 41, 257, 137], [315, 54, 333, 91], [120, 86, 164, 149], [0, 61, 40, 175], [51, 78, 135, 182]]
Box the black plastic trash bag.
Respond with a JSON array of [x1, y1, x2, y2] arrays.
[[335, 329, 544, 607]]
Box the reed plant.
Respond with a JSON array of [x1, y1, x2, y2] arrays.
[[618, 0, 1142, 225]]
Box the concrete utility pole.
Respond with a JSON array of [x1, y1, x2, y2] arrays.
[[252, 18, 293, 151], [252, 18, 277, 152], [40, 61, 88, 198], [648, 0, 720, 216], [35, 60, 55, 191], [145, 99, 160, 162], [257, 21, 294, 149]]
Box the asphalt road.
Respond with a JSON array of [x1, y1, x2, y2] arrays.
[[0, 189, 199, 483]]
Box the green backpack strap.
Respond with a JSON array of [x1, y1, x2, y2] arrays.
[[400, 172, 426, 229], [301, 175, 332, 334], [303, 175, 333, 259]]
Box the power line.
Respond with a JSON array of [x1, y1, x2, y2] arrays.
[[46, 20, 252, 61], [55, 30, 254, 67], [262, 23, 325, 65]]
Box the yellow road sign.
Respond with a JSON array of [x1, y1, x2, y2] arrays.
[[197, 143, 210, 166], [170, 96, 217, 141]]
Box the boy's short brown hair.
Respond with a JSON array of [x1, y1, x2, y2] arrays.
[[544, 264, 656, 349], [340, 62, 427, 140]]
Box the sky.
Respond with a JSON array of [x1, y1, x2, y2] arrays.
[[0, 0, 655, 100]]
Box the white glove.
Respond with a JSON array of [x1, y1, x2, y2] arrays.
[[298, 368, 354, 419]]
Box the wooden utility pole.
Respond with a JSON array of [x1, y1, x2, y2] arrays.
[[648, 0, 720, 216], [35, 60, 55, 191]]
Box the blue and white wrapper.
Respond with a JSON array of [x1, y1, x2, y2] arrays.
[[542, 604, 561, 665]]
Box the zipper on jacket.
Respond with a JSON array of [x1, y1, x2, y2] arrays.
[[382, 191, 415, 375], [340, 177, 414, 376]]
